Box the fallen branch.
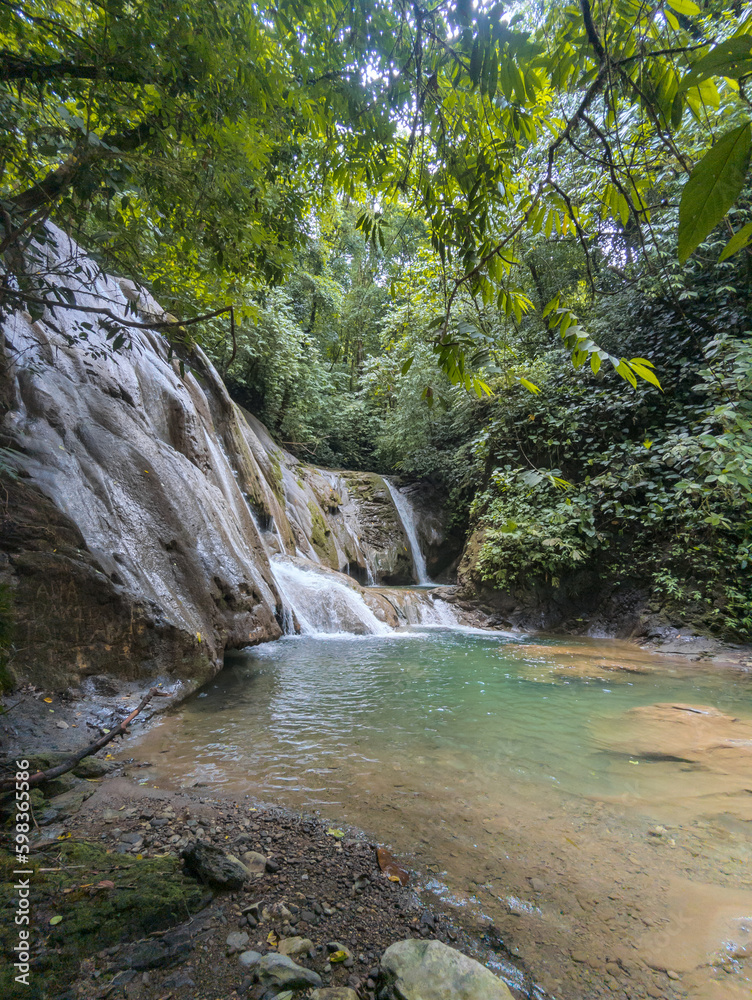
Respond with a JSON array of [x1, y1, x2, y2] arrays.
[[0, 686, 169, 793]]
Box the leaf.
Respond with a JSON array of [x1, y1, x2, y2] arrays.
[[680, 37, 752, 88], [376, 846, 409, 885], [518, 377, 541, 394], [668, 0, 700, 13], [95, 880, 115, 890], [400, 357, 414, 375], [590, 354, 601, 375], [678, 123, 752, 263], [49, 915, 63, 925], [330, 949, 348, 962], [44, 697, 53, 703], [267, 930, 279, 946], [719, 221, 752, 262], [326, 828, 345, 839]]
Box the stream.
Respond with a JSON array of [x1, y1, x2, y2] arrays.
[[128, 622, 752, 1000]]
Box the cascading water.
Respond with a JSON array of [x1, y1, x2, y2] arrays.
[[269, 560, 393, 636], [385, 479, 433, 584]]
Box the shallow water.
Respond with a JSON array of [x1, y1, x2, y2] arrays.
[[131, 630, 752, 998]]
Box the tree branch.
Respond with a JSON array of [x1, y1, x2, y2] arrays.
[[0, 52, 145, 84], [0, 687, 169, 793]]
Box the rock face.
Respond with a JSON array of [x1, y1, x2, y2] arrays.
[[379, 939, 514, 1000], [0, 227, 458, 691]]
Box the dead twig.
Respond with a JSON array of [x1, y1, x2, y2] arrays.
[[0, 686, 169, 792]]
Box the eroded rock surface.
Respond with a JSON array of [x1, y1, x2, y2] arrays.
[[0, 227, 459, 690]]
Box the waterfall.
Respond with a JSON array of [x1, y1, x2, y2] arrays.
[[385, 479, 433, 585], [269, 560, 393, 636]]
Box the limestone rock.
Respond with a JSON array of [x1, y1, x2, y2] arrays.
[[240, 850, 268, 873], [278, 936, 313, 958], [181, 842, 249, 890], [380, 939, 514, 1000], [256, 953, 323, 989]]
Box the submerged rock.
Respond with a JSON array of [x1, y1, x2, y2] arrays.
[[379, 939, 514, 1000]]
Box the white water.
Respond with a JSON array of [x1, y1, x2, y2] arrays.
[[269, 560, 392, 636], [385, 479, 433, 584]]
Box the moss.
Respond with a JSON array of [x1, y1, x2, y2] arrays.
[[307, 502, 338, 566], [268, 450, 285, 501], [0, 841, 210, 999]]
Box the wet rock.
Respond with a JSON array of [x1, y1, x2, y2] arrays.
[[181, 842, 249, 890], [278, 936, 314, 958], [380, 939, 514, 1000], [256, 953, 323, 989]]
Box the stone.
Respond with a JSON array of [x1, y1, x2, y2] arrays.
[[46, 786, 94, 818], [109, 971, 138, 987], [181, 842, 249, 890], [72, 756, 114, 778], [120, 831, 144, 845], [241, 850, 268, 873], [226, 931, 250, 954], [380, 939, 514, 1000], [262, 902, 293, 922], [529, 877, 546, 892], [162, 971, 195, 989], [278, 936, 314, 959], [256, 953, 323, 989], [238, 950, 263, 969], [310, 990, 360, 1000]]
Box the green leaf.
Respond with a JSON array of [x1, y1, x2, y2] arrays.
[[469, 39, 483, 86], [518, 377, 541, 394], [590, 353, 601, 375], [50, 915, 63, 925], [326, 828, 345, 838], [680, 37, 752, 89], [400, 357, 414, 375], [677, 123, 752, 264], [668, 0, 700, 14], [719, 221, 752, 262]]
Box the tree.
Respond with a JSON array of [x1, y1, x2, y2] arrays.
[[1, 1, 750, 392]]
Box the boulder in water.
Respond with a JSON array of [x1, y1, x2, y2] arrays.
[[379, 939, 514, 1000]]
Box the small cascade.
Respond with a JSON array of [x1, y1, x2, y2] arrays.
[[385, 479, 433, 584], [269, 560, 393, 636]]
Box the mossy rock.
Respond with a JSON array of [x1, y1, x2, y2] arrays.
[[0, 841, 211, 999]]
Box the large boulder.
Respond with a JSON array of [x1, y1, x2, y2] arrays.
[[180, 842, 249, 890], [379, 939, 514, 1000], [255, 952, 323, 989]]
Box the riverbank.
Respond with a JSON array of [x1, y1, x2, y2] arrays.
[[0, 757, 529, 1000], [2, 632, 752, 1000]]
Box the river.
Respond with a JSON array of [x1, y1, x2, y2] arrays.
[[126, 624, 752, 999]]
